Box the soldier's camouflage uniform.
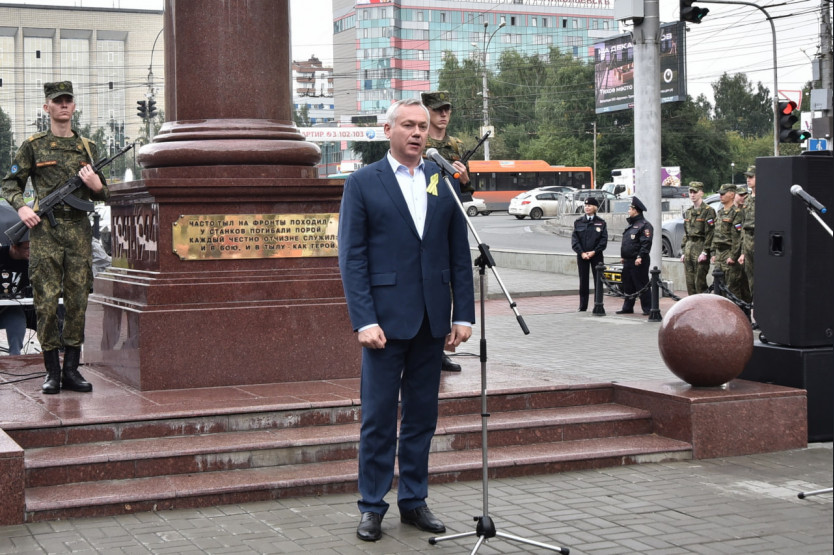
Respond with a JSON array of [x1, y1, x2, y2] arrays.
[[713, 204, 747, 301], [424, 134, 473, 194], [680, 203, 716, 295], [740, 193, 755, 297], [1, 130, 109, 351]]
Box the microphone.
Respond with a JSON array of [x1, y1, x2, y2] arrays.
[[425, 148, 461, 179], [790, 184, 827, 214]]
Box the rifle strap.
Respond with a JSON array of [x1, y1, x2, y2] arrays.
[[80, 137, 95, 166]]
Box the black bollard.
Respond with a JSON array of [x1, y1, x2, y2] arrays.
[[712, 268, 725, 296], [592, 261, 606, 316], [648, 266, 662, 322]]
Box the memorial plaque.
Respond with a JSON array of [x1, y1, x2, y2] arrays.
[[172, 213, 339, 260]]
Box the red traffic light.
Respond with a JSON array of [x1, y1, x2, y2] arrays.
[[780, 100, 798, 115]]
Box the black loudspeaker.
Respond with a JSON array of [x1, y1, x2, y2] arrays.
[[754, 154, 834, 348], [740, 342, 833, 442]]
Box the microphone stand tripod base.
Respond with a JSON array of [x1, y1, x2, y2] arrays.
[[427, 167, 569, 554]]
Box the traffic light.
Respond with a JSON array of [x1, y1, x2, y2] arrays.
[[777, 101, 811, 143], [680, 1, 709, 23], [147, 98, 158, 119], [137, 100, 147, 119]]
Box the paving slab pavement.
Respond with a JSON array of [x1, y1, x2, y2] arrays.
[[0, 266, 831, 553], [0, 444, 829, 554]]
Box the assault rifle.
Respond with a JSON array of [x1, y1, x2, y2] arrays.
[[460, 130, 491, 165], [5, 144, 133, 245]]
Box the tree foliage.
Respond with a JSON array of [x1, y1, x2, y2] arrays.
[[434, 49, 776, 191], [0, 105, 14, 173], [712, 73, 772, 138]]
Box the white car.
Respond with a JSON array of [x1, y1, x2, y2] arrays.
[[463, 197, 490, 217], [508, 189, 569, 220]]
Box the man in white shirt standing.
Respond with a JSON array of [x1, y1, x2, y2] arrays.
[[338, 98, 475, 542]]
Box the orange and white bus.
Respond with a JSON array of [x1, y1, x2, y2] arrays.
[[469, 160, 594, 210]]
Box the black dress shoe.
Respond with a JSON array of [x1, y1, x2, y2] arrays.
[[577, 308, 587, 312], [441, 354, 461, 372], [615, 309, 634, 314], [357, 512, 382, 542], [642, 310, 651, 316], [400, 506, 446, 533]]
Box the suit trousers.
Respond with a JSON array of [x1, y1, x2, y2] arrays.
[[357, 313, 444, 516], [577, 253, 604, 311]]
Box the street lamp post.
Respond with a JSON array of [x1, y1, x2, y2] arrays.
[[480, 21, 504, 161], [731, 162, 735, 184]]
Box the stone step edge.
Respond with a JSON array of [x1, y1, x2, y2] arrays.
[[5, 382, 615, 437], [25, 435, 692, 513], [26, 404, 652, 469]]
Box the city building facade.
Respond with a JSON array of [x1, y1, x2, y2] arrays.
[[292, 55, 335, 125], [332, 0, 619, 117], [0, 3, 163, 166]]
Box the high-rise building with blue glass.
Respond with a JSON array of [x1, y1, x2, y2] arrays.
[[333, 0, 619, 118]]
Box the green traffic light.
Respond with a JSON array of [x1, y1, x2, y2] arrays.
[[680, 1, 709, 23]]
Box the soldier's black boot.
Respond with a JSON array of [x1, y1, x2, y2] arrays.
[[61, 346, 92, 393], [41, 350, 62, 395]]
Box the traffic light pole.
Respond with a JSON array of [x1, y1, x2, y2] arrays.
[[692, 0, 780, 155]]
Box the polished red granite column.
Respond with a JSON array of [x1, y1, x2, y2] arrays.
[[85, 0, 359, 390]]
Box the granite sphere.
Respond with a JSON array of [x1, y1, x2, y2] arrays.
[[658, 294, 753, 387]]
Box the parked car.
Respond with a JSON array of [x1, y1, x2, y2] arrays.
[[539, 185, 578, 194], [661, 193, 721, 257], [568, 190, 618, 213], [508, 189, 570, 219], [463, 197, 490, 217], [661, 186, 689, 199]]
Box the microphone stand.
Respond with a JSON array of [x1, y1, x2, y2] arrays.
[[427, 165, 569, 554], [794, 194, 833, 500]]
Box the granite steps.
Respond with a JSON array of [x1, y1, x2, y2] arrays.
[[12, 386, 693, 522]]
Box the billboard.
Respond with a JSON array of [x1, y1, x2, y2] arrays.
[[594, 22, 687, 114], [298, 127, 387, 142]]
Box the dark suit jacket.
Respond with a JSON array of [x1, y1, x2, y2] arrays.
[[338, 157, 475, 340]]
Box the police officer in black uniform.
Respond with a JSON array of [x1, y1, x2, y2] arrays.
[[617, 197, 653, 315], [571, 197, 608, 312]]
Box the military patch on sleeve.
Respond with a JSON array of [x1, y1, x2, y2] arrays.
[[644, 229, 652, 238], [10, 164, 19, 175]]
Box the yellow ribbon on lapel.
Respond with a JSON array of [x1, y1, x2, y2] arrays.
[[427, 173, 439, 196]]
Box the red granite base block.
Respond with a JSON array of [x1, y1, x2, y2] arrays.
[[614, 379, 807, 458], [0, 429, 25, 525], [86, 295, 361, 390]]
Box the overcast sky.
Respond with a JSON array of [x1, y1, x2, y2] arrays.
[[6, 0, 824, 106]]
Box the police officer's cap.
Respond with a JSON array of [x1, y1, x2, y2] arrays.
[[44, 81, 74, 101], [584, 197, 599, 207], [718, 183, 737, 195], [735, 184, 749, 195], [688, 181, 704, 191], [630, 196, 647, 213], [421, 91, 452, 110], [743, 165, 756, 177]]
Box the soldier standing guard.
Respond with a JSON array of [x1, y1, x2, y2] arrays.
[[711, 184, 745, 299], [679, 181, 715, 295], [421, 91, 471, 373], [421, 91, 472, 199], [617, 197, 653, 315], [1, 81, 109, 394], [738, 165, 756, 297]]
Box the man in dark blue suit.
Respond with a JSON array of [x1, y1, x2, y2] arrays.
[[338, 98, 475, 542]]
